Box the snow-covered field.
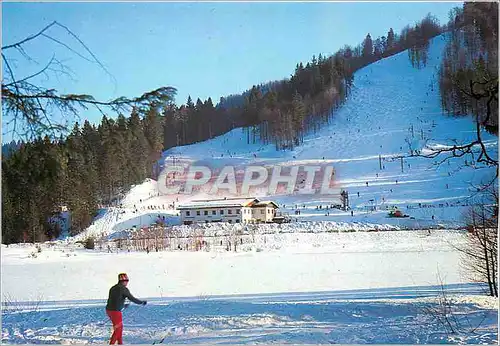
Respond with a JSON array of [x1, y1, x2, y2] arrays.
[[2, 230, 498, 344], [0, 230, 472, 301], [2, 34, 498, 344]]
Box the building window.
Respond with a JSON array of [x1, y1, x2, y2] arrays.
[[220, 210, 224, 215], [236, 209, 240, 214], [228, 220, 232, 223], [228, 209, 232, 215], [260, 210, 264, 214], [186, 211, 190, 216], [212, 210, 216, 215], [204, 210, 208, 216], [197, 211, 201, 216], [236, 219, 240, 223]]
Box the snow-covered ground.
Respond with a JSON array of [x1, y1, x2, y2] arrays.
[[1, 286, 497, 344], [2, 230, 498, 344], [0, 230, 472, 301], [2, 35, 498, 344]]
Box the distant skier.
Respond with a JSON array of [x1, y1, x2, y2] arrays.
[[106, 273, 147, 345]]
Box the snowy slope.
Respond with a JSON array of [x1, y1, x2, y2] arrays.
[[142, 34, 496, 231], [70, 34, 498, 241]]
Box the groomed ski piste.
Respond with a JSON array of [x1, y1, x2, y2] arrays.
[[2, 34, 498, 344]]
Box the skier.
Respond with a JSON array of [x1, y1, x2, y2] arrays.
[[106, 273, 147, 345]]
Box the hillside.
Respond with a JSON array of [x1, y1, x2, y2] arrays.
[[73, 34, 497, 241], [165, 35, 496, 215]]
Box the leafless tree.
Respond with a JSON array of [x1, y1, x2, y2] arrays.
[[405, 75, 498, 171], [405, 3, 498, 172], [459, 184, 498, 297], [2, 21, 176, 141]]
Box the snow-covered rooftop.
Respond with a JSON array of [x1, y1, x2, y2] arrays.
[[177, 198, 258, 209]]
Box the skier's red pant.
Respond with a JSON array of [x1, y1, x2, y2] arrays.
[[106, 310, 123, 344]]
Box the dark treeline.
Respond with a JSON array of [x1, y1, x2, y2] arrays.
[[438, 2, 498, 134], [2, 13, 446, 243], [2, 140, 22, 159], [2, 110, 165, 244]]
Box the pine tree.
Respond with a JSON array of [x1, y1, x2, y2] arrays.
[[65, 123, 90, 234], [128, 108, 149, 183], [2, 150, 30, 243], [97, 116, 120, 203], [81, 120, 100, 204], [163, 104, 177, 149], [373, 38, 383, 57], [186, 95, 195, 110], [114, 114, 131, 187], [362, 33, 373, 58], [143, 106, 164, 174], [195, 98, 205, 141], [387, 28, 395, 52], [204, 97, 215, 139], [291, 92, 306, 146]]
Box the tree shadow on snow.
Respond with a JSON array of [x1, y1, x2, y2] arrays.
[[1, 283, 497, 344]]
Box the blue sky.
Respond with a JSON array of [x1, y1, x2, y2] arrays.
[[3, 1, 461, 139]]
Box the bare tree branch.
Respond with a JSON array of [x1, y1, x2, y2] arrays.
[[406, 74, 498, 168], [2, 22, 177, 141], [3, 55, 57, 87], [2, 21, 58, 50]]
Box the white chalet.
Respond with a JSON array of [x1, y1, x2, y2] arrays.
[[177, 197, 279, 225]]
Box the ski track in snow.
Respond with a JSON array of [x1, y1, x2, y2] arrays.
[[2, 230, 498, 344], [2, 285, 498, 344]]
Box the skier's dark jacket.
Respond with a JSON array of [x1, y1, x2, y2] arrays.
[[106, 282, 145, 311]]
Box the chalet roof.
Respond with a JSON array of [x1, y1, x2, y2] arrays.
[[253, 201, 279, 208], [177, 198, 258, 210]]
